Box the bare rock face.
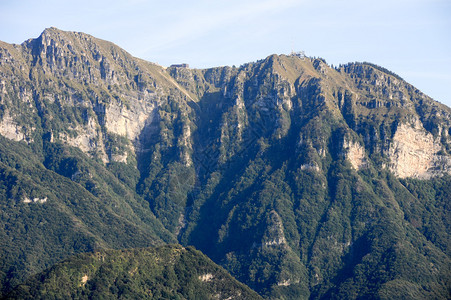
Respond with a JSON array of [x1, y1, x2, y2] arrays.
[[0, 111, 27, 142], [59, 117, 108, 162], [105, 98, 156, 141], [343, 138, 367, 171], [388, 120, 451, 179]]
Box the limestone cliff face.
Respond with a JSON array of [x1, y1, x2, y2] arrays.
[[343, 138, 367, 171], [388, 120, 451, 178], [0, 111, 28, 142], [104, 96, 157, 141]]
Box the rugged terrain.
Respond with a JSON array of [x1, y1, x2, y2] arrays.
[[0, 28, 450, 298]]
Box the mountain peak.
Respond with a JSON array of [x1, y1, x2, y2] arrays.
[[36, 27, 84, 45], [42, 26, 64, 34]]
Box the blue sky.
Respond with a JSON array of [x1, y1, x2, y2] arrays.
[[1, 0, 450, 106]]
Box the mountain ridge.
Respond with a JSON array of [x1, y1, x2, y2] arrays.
[[5, 244, 262, 300], [0, 28, 450, 299]]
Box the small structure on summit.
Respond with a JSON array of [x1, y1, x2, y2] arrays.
[[290, 50, 305, 59], [170, 63, 189, 68]]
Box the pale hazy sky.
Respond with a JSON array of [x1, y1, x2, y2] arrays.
[[1, 0, 450, 106]]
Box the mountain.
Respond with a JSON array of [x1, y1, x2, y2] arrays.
[[0, 28, 184, 294], [5, 244, 261, 299], [0, 28, 450, 299]]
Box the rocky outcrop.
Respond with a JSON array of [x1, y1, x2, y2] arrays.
[[388, 120, 451, 178], [343, 138, 367, 171], [104, 97, 156, 141], [0, 112, 28, 142]]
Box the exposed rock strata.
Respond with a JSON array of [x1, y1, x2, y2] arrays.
[[388, 120, 451, 178]]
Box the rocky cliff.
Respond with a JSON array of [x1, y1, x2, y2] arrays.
[[1, 28, 449, 179], [0, 28, 450, 299]]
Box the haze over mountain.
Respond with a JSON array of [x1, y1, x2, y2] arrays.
[[0, 28, 449, 299]]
